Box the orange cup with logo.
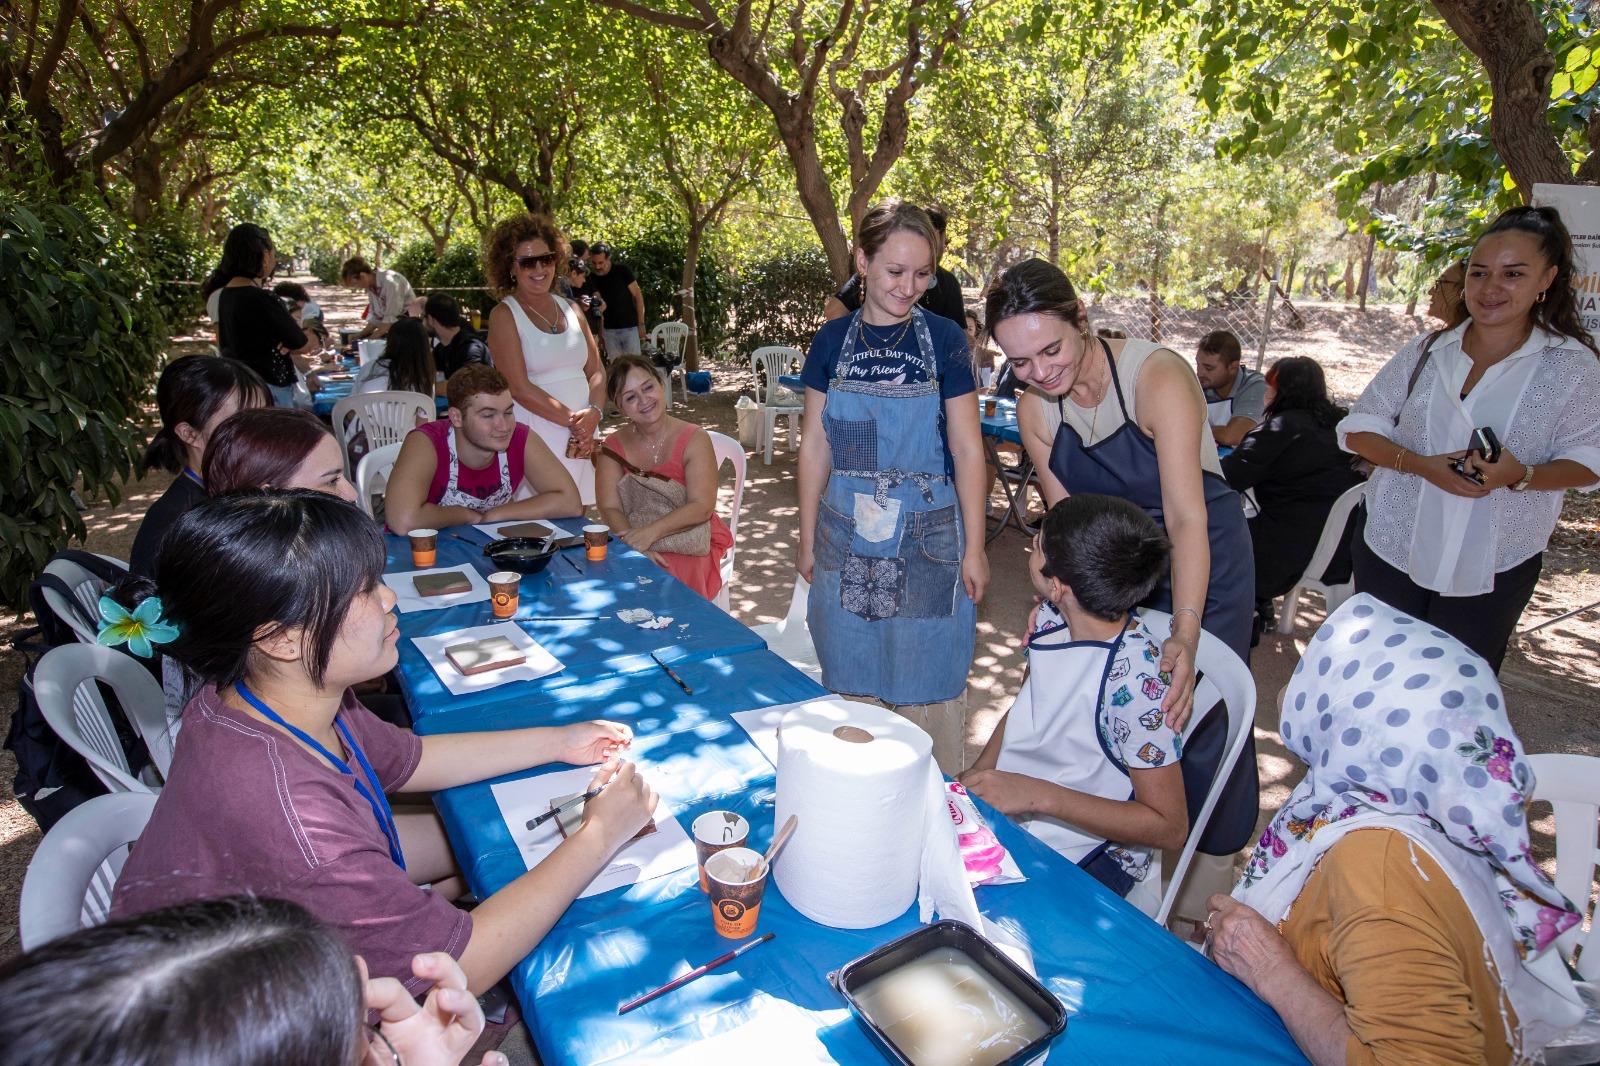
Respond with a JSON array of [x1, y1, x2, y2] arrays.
[[408, 528, 438, 568], [583, 523, 610, 562], [487, 571, 520, 619], [705, 847, 768, 939]]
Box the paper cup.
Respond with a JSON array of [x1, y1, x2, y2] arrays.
[[408, 528, 438, 568], [692, 811, 751, 893], [487, 571, 520, 619], [983, 396, 998, 417], [583, 523, 610, 562], [705, 847, 768, 939]]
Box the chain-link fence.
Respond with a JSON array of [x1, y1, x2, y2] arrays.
[[1085, 284, 1301, 371]]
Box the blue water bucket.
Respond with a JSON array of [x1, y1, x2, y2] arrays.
[[686, 371, 712, 394]]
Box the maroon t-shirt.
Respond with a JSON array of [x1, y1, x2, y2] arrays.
[[111, 686, 470, 994]]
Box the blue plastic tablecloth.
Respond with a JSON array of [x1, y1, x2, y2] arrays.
[[980, 396, 1023, 446], [398, 529, 1306, 1064], [387, 529, 767, 734], [313, 379, 448, 418]]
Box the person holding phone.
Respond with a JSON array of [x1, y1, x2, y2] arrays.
[[1340, 206, 1600, 670]]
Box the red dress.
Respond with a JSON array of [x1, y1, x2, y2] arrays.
[[603, 425, 733, 600]]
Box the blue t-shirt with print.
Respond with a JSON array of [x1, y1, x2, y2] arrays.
[[800, 311, 975, 399]]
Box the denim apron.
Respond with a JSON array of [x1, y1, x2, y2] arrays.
[[1047, 338, 1258, 853], [808, 307, 976, 705]]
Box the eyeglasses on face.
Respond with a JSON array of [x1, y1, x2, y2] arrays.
[[516, 253, 559, 269]]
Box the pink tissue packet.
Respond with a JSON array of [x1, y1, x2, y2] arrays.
[[946, 781, 1026, 887]]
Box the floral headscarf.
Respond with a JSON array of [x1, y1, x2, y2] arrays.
[[1234, 595, 1582, 1051]]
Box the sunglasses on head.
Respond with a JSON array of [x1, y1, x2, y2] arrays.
[[516, 253, 559, 269]]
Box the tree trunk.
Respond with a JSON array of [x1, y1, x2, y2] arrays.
[[775, 114, 851, 281], [1432, 0, 1573, 193], [1046, 167, 1062, 267], [1284, 255, 1299, 297], [1359, 186, 1383, 311], [1342, 257, 1355, 301], [681, 219, 704, 372]]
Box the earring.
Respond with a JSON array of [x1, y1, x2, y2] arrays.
[[1537, 290, 1548, 304]]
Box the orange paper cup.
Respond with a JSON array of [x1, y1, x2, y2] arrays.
[[583, 523, 610, 562], [692, 811, 750, 893], [487, 571, 520, 619], [408, 528, 438, 568], [705, 847, 768, 939]]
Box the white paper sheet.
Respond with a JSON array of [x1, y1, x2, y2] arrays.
[[474, 518, 575, 542], [490, 765, 694, 897], [412, 622, 564, 695], [383, 566, 490, 614], [644, 1000, 838, 1063]]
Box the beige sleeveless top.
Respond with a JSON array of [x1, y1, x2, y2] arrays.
[[1022, 338, 1223, 477]]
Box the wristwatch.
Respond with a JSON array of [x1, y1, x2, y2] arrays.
[[1510, 463, 1535, 492]]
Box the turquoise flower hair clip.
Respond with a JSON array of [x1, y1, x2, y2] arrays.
[[96, 595, 180, 659]]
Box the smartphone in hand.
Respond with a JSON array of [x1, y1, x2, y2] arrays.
[[1451, 426, 1503, 484]]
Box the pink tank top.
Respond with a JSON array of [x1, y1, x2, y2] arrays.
[[415, 419, 529, 505]]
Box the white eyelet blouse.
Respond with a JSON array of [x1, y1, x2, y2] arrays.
[[1336, 322, 1600, 596]]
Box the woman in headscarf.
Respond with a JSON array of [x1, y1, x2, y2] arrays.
[[1206, 594, 1582, 1065]]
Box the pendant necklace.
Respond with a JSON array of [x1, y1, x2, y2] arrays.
[[861, 315, 912, 351], [518, 294, 563, 335]]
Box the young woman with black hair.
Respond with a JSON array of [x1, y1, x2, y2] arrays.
[[1220, 357, 1363, 636], [107, 491, 657, 997], [211, 223, 321, 406], [129, 355, 271, 576], [0, 896, 502, 1066], [356, 316, 439, 397], [1340, 205, 1600, 669]]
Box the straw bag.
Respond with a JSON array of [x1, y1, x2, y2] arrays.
[[617, 470, 711, 556]]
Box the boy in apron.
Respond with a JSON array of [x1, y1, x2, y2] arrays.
[[961, 494, 1188, 911]]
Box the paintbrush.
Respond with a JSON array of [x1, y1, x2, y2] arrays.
[[651, 651, 694, 695], [616, 933, 775, 1015], [524, 784, 603, 831]]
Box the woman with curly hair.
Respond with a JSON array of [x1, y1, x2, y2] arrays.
[[483, 212, 606, 505]]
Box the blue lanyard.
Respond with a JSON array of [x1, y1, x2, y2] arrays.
[[181, 467, 204, 488], [233, 681, 406, 870]]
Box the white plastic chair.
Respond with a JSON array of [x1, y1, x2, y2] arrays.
[[651, 322, 691, 406], [356, 442, 403, 520], [331, 390, 434, 467], [1529, 753, 1600, 977], [752, 576, 822, 682], [707, 431, 747, 612], [1277, 483, 1365, 635], [1137, 608, 1257, 924], [19, 791, 158, 949], [750, 346, 804, 465], [41, 553, 129, 644], [34, 644, 172, 792]]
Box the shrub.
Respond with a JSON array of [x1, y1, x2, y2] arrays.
[[137, 215, 213, 329], [729, 246, 833, 353], [0, 197, 168, 606], [425, 241, 495, 317], [389, 239, 439, 291], [309, 249, 342, 285]]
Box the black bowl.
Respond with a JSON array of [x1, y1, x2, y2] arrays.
[[483, 536, 557, 575]]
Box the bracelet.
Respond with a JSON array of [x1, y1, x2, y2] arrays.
[[1173, 607, 1201, 627], [1394, 450, 1407, 475]]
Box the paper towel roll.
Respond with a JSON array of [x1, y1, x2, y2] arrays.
[[774, 699, 933, 928]]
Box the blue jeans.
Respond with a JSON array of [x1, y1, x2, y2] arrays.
[[269, 382, 297, 408], [603, 328, 642, 357]]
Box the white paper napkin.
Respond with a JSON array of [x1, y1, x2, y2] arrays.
[[383, 566, 491, 614], [474, 518, 575, 541], [411, 621, 564, 695]]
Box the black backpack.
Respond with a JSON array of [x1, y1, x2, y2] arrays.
[[3, 550, 152, 831]]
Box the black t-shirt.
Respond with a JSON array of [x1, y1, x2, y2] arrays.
[[568, 279, 606, 332], [833, 266, 966, 328], [217, 285, 305, 387], [590, 263, 639, 330], [129, 474, 208, 577], [434, 329, 490, 379]]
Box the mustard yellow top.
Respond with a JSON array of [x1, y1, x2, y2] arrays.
[[1279, 827, 1516, 1066]]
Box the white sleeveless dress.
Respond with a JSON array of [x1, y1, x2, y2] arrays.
[[501, 295, 595, 504]]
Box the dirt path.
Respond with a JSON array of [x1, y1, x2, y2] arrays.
[[1, 287, 1595, 960]]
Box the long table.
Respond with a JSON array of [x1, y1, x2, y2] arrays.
[[391, 527, 1306, 1064]]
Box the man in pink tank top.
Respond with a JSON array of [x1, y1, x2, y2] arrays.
[[385, 365, 581, 534]]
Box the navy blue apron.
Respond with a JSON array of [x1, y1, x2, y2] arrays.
[[1047, 339, 1258, 854]]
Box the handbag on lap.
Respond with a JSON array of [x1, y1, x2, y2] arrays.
[[614, 462, 712, 556]]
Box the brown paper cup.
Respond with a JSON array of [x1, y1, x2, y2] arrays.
[[583, 523, 610, 562], [692, 811, 750, 893], [409, 528, 438, 568], [705, 847, 767, 939], [487, 571, 520, 619], [983, 396, 998, 417]]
